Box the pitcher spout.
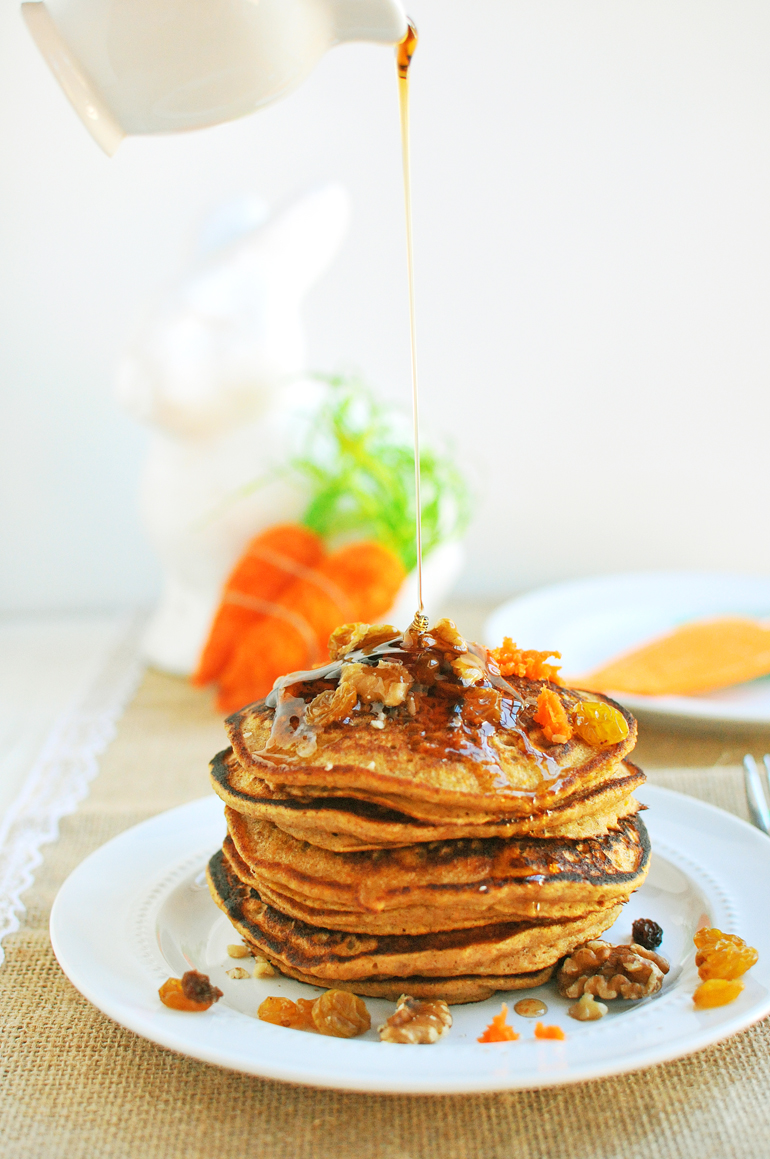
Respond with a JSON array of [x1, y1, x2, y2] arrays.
[[330, 0, 408, 45]]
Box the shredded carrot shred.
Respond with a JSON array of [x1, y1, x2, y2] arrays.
[[534, 1022, 566, 1040], [477, 1003, 519, 1043], [533, 688, 573, 745], [490, 638, 563, 684]]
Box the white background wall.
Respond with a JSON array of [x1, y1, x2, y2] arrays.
[[3, 0, 770, 612]]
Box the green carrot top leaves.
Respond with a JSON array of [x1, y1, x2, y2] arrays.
[[293, 373, 470, 573]]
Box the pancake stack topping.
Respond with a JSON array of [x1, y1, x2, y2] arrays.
[[207, 618, 650, 1004]]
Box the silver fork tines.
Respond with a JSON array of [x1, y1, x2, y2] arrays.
[[742, 755, 770, 835]]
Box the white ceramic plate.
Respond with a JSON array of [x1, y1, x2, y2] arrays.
[[485, 572, 770, 725], [50, 788, 770, 1093]]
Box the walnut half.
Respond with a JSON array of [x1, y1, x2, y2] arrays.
[[557, 940, 670, 1001], [378, 995, 452, 1044]]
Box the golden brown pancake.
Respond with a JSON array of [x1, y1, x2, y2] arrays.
[[238, 956, 555, 1004], [207, 847, 622, 984], [211, 748, 644, 849], [226, 686, 637, 825], [206, 622, 647, 1004], [222, 810, 650, 934]]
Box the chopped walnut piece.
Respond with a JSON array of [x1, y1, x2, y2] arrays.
[[252, 957, 277, 978], [305, 681, 358, 727], [557, 940, 670, 1001], [451, 654, 486, 686], [227, 943, 252, 959], [328, 623, 399, 659], [379, 995, 452, 1044], [226, 967, 250, 980], [342, 660, 413, 707], [328, 622, 371, 659], [431, 618, 468, 654], [568, 992, 608, 1021]]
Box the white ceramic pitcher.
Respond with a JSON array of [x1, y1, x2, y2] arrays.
[[22, 0, 408, 155]]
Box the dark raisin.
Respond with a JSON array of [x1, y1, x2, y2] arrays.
[[632, 918, 663, 951], [181, 970, 223, 1005]]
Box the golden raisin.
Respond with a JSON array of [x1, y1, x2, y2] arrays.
[[694, 928, 758, 981], [463, 687, 503, 726], [477, 1003, 519, 1042], [159, 972, 222, 1012], [159, 978, 204, 1012], [571, 700, 629, 748], [534, 688, 573, 744], [295, 998, 318, 1029], [305, 681, 358, 727], [258, 996, 312, 1029], [693, 979, 744, 1009], [694, 927, 726, 951], [311, 989, 371, 1038]]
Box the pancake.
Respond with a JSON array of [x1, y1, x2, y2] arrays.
[[207, 847, 622, 984], [223, 810, 651, 934], [206, 620, 648, 1006], [211, 748, 645, 849], [226, 682, 637, 826], [237, 954, 555, 1004]]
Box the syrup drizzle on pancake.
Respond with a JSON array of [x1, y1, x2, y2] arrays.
[[261, 628, 563, 788]]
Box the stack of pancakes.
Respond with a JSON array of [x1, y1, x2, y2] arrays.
[[207, 623, 649, 1003]]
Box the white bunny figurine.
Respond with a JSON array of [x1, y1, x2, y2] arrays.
[[116, 184, 351, 675]]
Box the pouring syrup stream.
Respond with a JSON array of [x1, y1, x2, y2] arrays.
[[396, 21, 428, 635]]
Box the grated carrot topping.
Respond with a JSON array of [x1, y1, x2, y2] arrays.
[[489, 638, 563, 684], [533, 688, 573, 745], [534, 1022, 566, 1040], [477, 1003, 519, 1043]]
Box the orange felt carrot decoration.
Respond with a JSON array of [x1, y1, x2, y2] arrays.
[[582, 617, 770, 697], [216, 540, 406, 713], [193, 524, 324, 688]]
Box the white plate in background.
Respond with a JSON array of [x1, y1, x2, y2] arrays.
[[50, 790, 770, 1093], [485, 572, 770, 725]]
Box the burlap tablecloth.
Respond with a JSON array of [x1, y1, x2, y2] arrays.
[[2, 670, 770, 1159]]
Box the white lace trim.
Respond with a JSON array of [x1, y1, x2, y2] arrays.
[[0, 614, 145, 964]]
